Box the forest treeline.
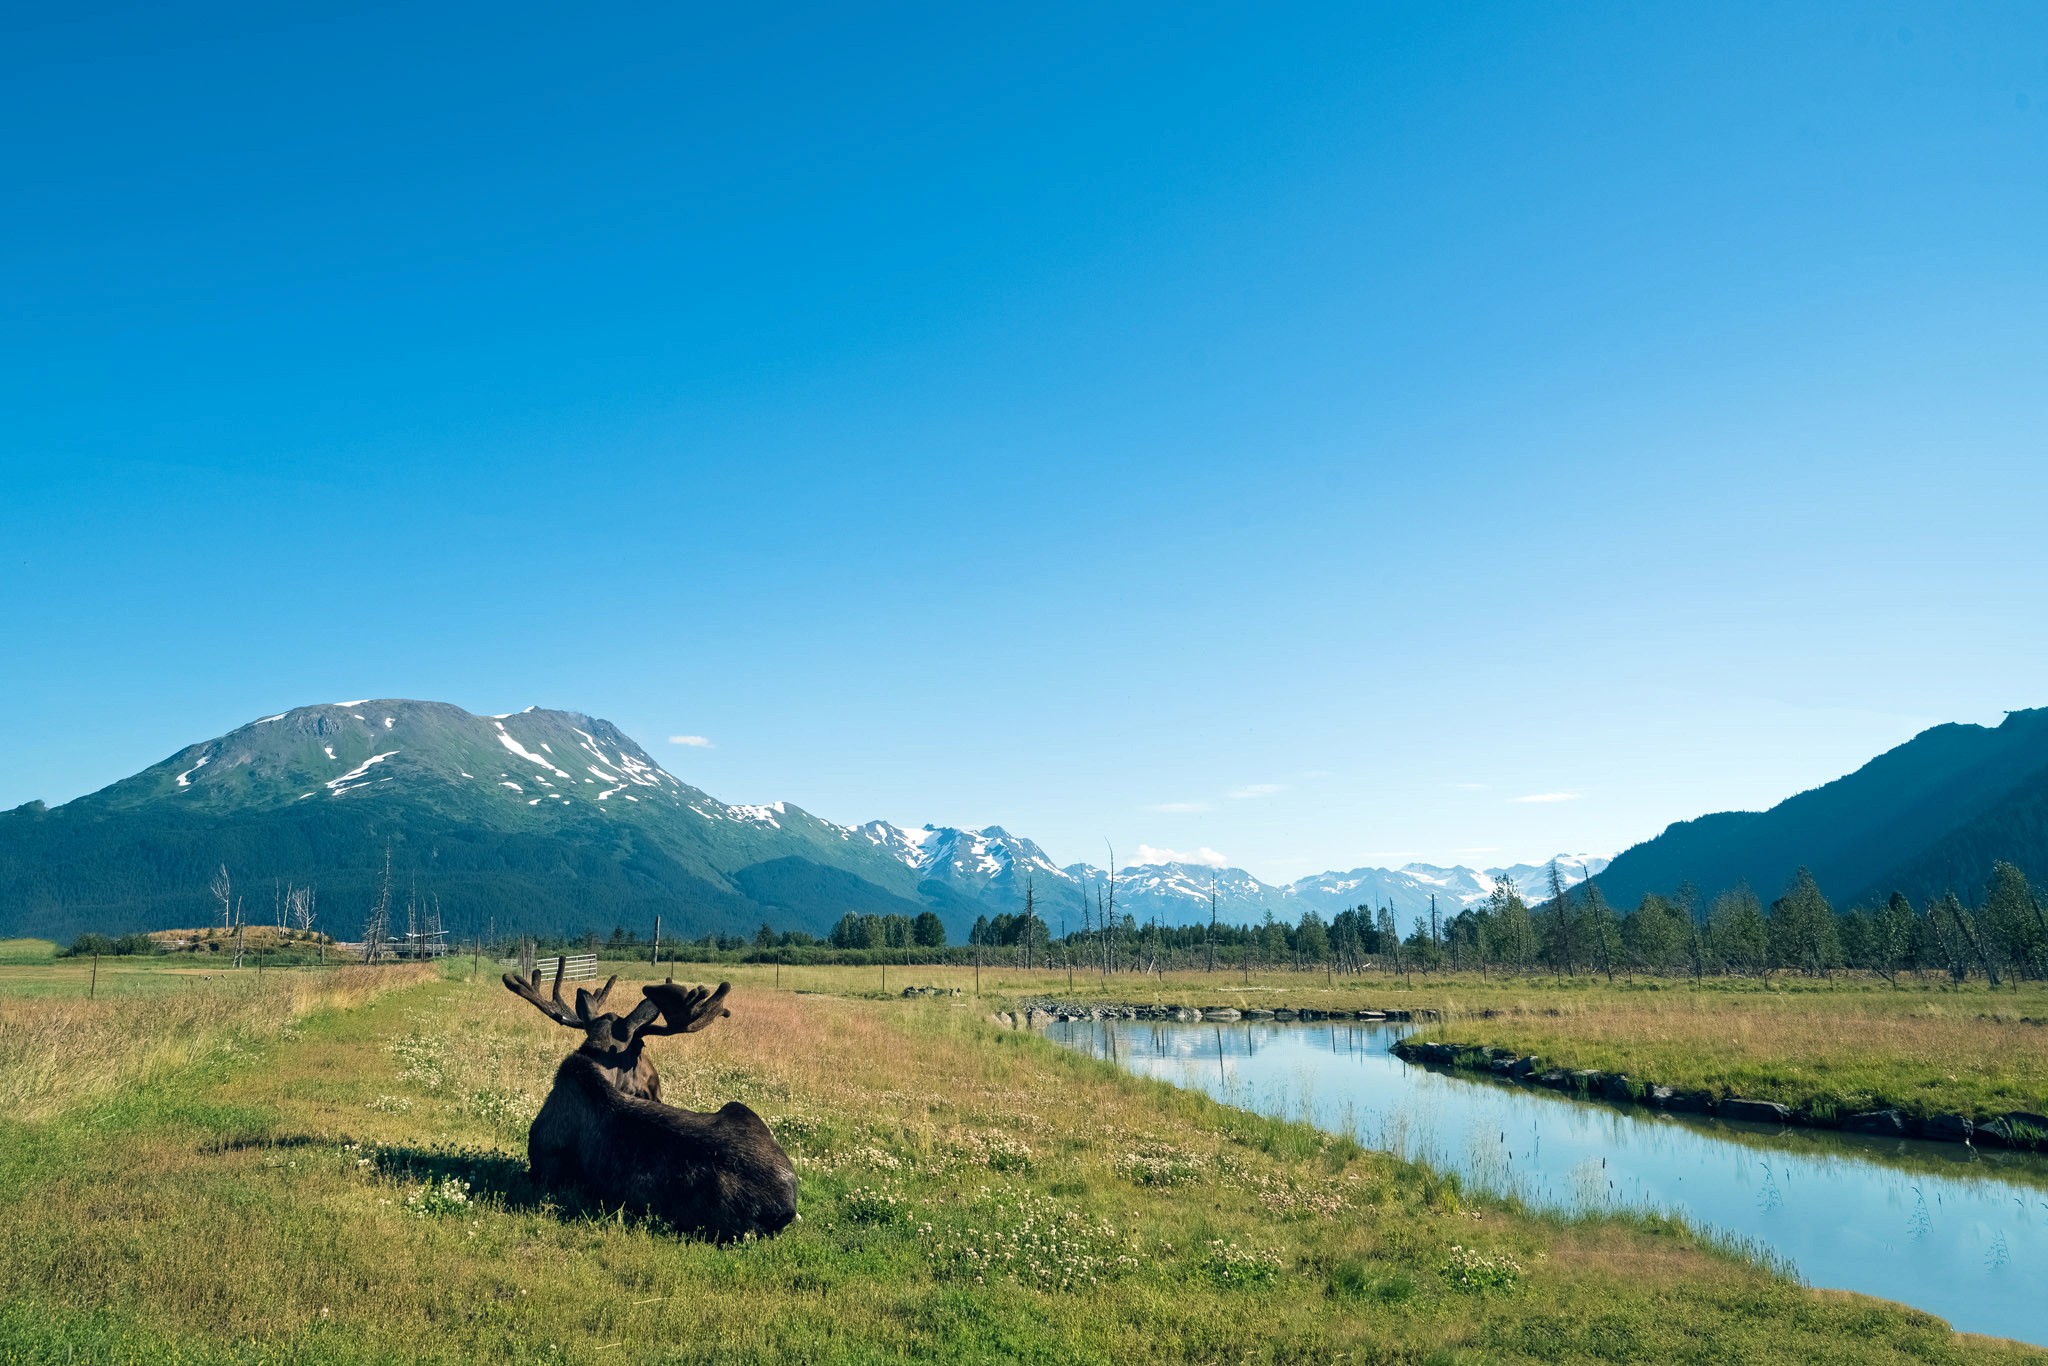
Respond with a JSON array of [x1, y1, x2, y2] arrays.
[[47, 857, 2048, 985], [626, 859, 2048, 983]]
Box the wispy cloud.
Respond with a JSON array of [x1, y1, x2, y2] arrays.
[[1146, 801, 1214, 813], [668, 735, 714, 748], [1510, 791, 1578, 804], [1228, 783, 1285, 800], [1132, 843, 1230, 868]]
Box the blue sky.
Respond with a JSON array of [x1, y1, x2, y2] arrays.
[[5, 3, 2046, 881]]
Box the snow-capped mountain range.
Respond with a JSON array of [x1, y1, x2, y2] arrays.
[[849, 820, 1607, 927], [0, 697, 1606, 941]]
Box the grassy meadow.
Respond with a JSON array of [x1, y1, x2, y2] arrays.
[[0, 938, 57, 966], [918, 960, 2048, 1125], [0, 958, 2039, 1363]]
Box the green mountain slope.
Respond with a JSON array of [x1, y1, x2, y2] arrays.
[[1593, 708, 2048, 908], [0, 700, 944, 943]]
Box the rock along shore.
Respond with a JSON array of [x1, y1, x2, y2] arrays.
[[985, 999, 1434, 1029], [1389, 1038, 2048, 1153]]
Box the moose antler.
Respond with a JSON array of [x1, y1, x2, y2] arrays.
[[503, 958, 621, 1028], [640, 980, 732, 1036], [515, 974, 798, 1240]]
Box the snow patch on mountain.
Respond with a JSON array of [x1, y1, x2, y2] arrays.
[[326, 750, 398, 796], [493, 721, 572, 778], [729, 802, 787, 828]]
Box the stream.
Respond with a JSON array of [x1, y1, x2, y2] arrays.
[[1046, 1016, 2048, 1347]]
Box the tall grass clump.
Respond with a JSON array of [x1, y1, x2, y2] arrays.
[[0, 963, 436, 1118]]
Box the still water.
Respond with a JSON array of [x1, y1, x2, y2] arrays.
[[1047, 1017, 2048, 1347]]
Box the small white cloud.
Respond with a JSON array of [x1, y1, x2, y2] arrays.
[[668, 735, 714, 748], [1132, 844, 1230, 868], [1227, 783, 1285, 800], [1510, 792, 1579, 804], [1146, 801, 1213, 813]]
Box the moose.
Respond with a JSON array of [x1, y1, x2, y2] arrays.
[[503, 962, 798, 1240]]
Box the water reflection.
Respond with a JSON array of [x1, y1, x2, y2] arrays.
[[1048, 1017, 2048, 1347]]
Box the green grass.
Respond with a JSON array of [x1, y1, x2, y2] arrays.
[[763, 960, 2048, 1126], [0, 963, 2037, 1363], [0, 938, 56, 966]]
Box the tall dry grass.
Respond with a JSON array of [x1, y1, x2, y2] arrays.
[[0, 963, 437, 1120]]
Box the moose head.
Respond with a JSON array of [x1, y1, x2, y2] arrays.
[[502, 961, 730, 1102], [502, 965, 797, 1241]]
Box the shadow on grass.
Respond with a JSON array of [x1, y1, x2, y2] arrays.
[[366, 1143, 554, 1211], [206, 1129, 715, 1232], [205, 1133, 325, 1154], [371, 1141, 708, 1232]]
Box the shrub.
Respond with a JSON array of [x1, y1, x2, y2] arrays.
[[1201, 1240, 1283, 1287], [841, 1185, 906, 1224], [1441, 1244, 1523, 1293], [61, 932, 156, 958], [403, 1177, 473, 1217], [1113, 1144, 1201, 1187]]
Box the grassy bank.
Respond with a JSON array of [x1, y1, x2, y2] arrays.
[[738, 961, 2048, 1127], [1385, 977, 2048, 1126], [0, 961, 2036, 1362]]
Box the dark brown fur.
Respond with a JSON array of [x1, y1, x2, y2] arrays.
[[503, 968, 797, 1240]]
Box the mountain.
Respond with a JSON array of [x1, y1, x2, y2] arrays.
[[0, 697, 1607, 944], [1074, 855, 1608, 927], [853, 821, 1084, 917], [0, 700, 942, 943], [1285, 855, 1609, 919], [853, 817, 1608, 929], [1062, 862, 1292, 925], [1591, 708, 2048, 909]]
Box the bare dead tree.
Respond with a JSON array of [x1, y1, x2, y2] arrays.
[[410, 880, 423, 957], [1103, 841, 1117, 975], [288, 883, 318, 966], [1079, 878, 1093, 979], [503, 967, 797, 1240], [1022, 878, 1036, 972], [362, 847, 393, 963], [1208, 872, 1218, 973], [210, 864, 233, 933]]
